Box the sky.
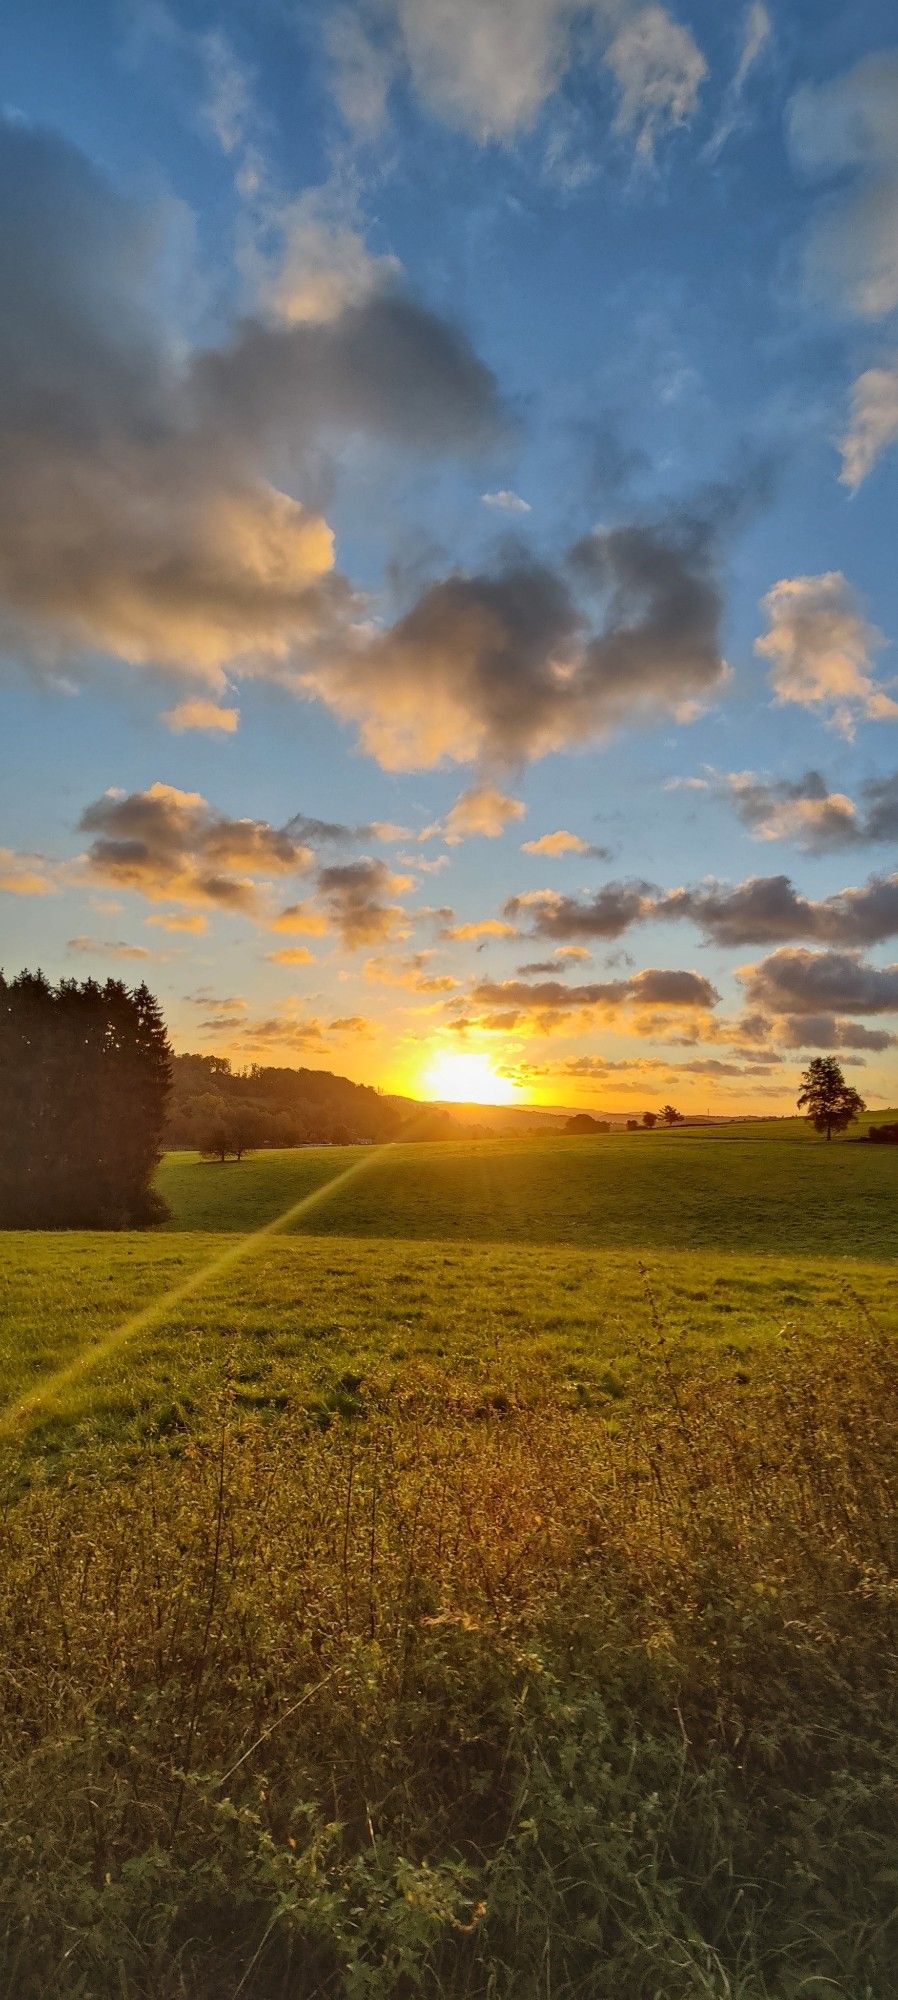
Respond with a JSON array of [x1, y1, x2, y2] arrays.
[[1, 0, 898, 1114]]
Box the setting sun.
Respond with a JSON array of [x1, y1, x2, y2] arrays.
[[422, 1048, 518, 1106]]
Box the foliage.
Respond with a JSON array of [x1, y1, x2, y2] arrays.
[[797, 1056, 866, 1141], [641, 1111, 658, 1128], [167, 1055, 405, 1151], [0, 969, 171, 1226], [869, 1122, 898, 1145], [659, 1103, 685, 1126], [0, 1330, 897, 1997]]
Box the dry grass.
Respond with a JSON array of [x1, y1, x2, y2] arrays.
[[1, 1318, 897, 1997]]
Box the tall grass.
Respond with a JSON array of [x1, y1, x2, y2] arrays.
[[1, 1325, 896, 1996]]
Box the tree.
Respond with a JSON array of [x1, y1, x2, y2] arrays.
[[641, 1111, 657, 1129], [626, 1119, 639, 1131], [0, 970, 171, 1226], [198, 1113, 261, 1162], [797, 1057, 866, 1141], [659, 1104, 684, 1127]]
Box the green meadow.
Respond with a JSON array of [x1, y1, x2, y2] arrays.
[[1, 1128, 897, 1998]]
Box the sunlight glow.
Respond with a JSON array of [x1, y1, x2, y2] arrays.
[[422, 1048, 518, 1105]]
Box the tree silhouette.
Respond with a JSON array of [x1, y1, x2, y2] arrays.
[[641, 1111, 657, 1129], [659, 1104, 684, 1127], [0, 970, 171, 1225], [797, 1057, 866, 1141]]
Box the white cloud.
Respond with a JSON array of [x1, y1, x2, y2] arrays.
[[482, 488, 532, 512], [604, 4, 707, 162], [840, 363, 898, 488], [788, 52, 898, 320], [329, 0, 707, 158], [705, 1, 772, 159], [756, 572, 897, 734]]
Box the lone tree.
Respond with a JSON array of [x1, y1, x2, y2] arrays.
[[797, 1056, 866, 1141], [659, 1104, 685, 1127], [0, 970, 171, 1226], [641, 1110, 658, 1129]]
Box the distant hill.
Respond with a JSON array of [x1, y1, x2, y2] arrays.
[[166, 1054, 514, 1149], [167, 1054, 405, 1150]]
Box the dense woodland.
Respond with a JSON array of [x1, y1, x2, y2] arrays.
[[164, 1053, 458, 1153], [0, 971, 171, 1226]]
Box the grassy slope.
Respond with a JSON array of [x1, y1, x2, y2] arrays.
[[157, 1131, 898, 1255]]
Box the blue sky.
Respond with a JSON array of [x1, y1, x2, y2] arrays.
[[2, 0, 897, 1110]]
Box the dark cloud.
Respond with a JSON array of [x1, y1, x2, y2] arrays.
[[505, 869, 898, 949], [505, 882, 655, 940], [725, 768, 898, 851], [79, 782, 313, 911], [860, 772, 898, 844], [659, 872, 898, 947], [740, 948, 898, 1018], [471, 967, 719, 1021], [776, 1015, 897, 1052], [316, 857, 411, 946], [0, 117, 502, 684], [312, 514, 730, 769]]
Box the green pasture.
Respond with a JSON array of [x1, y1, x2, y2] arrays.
[[156, 1128, 898, 1257], [0, 1128, 894, 1453]]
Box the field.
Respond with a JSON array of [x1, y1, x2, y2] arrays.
[[1, 1129, 897, 1997]]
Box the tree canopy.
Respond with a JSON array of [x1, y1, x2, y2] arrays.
[[0, 970, 171, 1226], [797, 1057, 866, 1141]]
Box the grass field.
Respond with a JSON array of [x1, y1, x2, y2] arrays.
[[1, 1129, 897, 1997]]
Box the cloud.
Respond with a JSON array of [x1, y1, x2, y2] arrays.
[[775, 1014, 897, 1053], [714, 767, 898, 852], [0, 117, 502, 689], [723, 769, 863, 849], [503, 859, 898, 947], [269, 902, 330, 936], [740, 947, 898, 1017], [0, 847, 58, 895], [254, 189, 402, 328], [312, 513, 729, 769], [67, 936, 153, 960], [329, 1, 706, 157], [788, 51, 898, 320], [504, 880, 655, 938], [472, 965, 719, 1025], [442, 918, 518, 941], [756, 573, 897, 734], [705, 1, 772, 159], [520, 829, 610, 857], [659, 872, 898, 947], [439, 785, 526, 843], [161, 699, 241, 733], [316, 857, 412, 946], [145, 912, 208, 933], [264, 946, 317, 965], [482, 489, 531, 513], [79, 781, 313, 911], [604, 4, 707, 162], [840, 363, 898, 488]]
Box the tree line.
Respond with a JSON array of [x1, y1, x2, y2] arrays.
[[0, 971, 171, 1227]]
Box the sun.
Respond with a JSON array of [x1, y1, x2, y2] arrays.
[[422, 1048, 518, 1106]]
